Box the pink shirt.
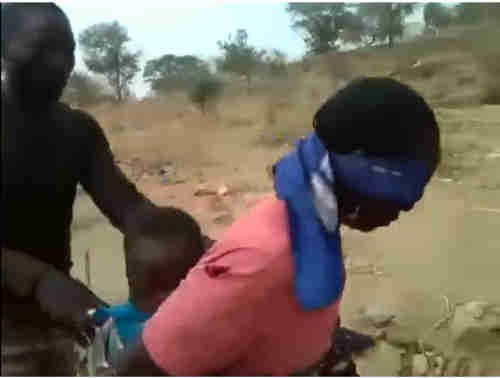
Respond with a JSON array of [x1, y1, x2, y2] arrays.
[[143, 196, 341, 376]]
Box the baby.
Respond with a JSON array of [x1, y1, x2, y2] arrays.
[[87, 206, 206, 372]]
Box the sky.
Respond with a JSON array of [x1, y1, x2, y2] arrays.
[[53, 1, 424, 98]]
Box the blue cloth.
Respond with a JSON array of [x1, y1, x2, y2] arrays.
[[273, 132, 431, 310], [92, 301, 151, 347]]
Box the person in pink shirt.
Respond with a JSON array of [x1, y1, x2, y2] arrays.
[[117, 77, 441, 376]]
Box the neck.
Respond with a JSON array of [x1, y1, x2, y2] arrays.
[[4, 77, 57, 113]]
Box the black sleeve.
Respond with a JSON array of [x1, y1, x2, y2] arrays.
[[76, 110, 155, 233], [1, 247, 52, 299]]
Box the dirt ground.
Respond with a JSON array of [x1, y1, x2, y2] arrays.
[[70, 108, 500, 375], [69, 29, 500, 375]]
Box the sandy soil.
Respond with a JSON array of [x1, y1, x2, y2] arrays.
[[70, 103, 500, 375], [68, 30, 500, 372]]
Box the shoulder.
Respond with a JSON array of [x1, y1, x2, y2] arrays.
[[54, 102, 105, 139], [214, 196, 291, 259], [198, 197, 293, 289]]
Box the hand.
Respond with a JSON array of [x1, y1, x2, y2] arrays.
[[34, 269, 109, 347]]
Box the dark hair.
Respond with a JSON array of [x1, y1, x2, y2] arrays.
[[125, 206, 204, 280], [1, 3, 69, 58], [313, 77, 441, 172]]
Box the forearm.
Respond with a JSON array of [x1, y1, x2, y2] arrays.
[[78, 111, 155, 233], [1, 247, 53, 298]]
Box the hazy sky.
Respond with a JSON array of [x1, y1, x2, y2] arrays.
[[54, 1, 424, 97]]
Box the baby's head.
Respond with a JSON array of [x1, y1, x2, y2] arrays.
[[124, 207, 205, 313]]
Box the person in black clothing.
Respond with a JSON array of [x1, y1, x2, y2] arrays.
[[1, 3, 211, 376]]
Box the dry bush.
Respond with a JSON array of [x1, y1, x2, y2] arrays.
[[480, 76, 500, 105], [411, 61, 449, 80], [82, 23, 498, 179], [461, 24, 500, 104], [87, 99, 217, 171], [311, 52, 356, 82], [437, 141, 489, 180], [456, 75, 476, 87], [265, 103, 278, 126], [476, 47, 500, 105], [253, 99, 312, 148]]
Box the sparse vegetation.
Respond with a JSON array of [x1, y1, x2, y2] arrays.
[[286, 3, 363, 54], [143, 54, 210, 95], [424, 3, 453, 32], [79, 21, 141, 102], [60, 6, 500, 376], [189, 75, 224, 114], [62, 71, 110, 107], [466, 25, 500, 105], [478, 53, 500, 105], [72, 5, 500, 195], [216, 29, 266, 94], [264, 49, 288, 77]]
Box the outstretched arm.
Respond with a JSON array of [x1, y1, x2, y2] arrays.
[[77, 111, 155, 234], [77, 110, 215, 244]]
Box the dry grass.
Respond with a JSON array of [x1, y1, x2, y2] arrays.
[[458, 23, 500, 105], [79, 23, 500, 189], [87, 97, 218, 170]]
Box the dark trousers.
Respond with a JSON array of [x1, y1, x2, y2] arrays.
[[2, 317, 78, 376]]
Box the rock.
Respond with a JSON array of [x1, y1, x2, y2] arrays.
[[432, 355, 446, 376], [464, 301, 490, 320], [411, 60, 422, 68], [374, 329, 387, 341], [213, 213, 234, 225], [438, 177, 454, 183], [361, 305, 396, 329], [486, 152, 500, 159], [384, 326, 418, 348], [217, 185, 229, 197], [266, 165, 274, 180], [450, 301, 500, 357], [194, 185, 217, 197], [162, 177, 185, 185], [446, 356, 472, 376], [354, 341, 403, 377], [159, 163, 186, 185], [412, 353, 429, 376], [158, 163, 174, 176]]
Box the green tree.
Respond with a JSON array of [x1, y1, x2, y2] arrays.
[[424, 3, 453, 31], [79, 21, 141, 102], [62, 71, 108, 107], [264, 49, 288, 77], [286, 3, 364, 55], [357, 3, 416, 48], [189, 75, 223, 114], [143, 54, 210, 94], [216, 29, 265, 93], [454, 3, 500, 25]]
